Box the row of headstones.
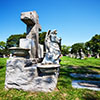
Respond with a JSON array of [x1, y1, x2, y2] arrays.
[[66, 52, 100, 59]]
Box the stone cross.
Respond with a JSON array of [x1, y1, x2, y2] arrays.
[[21, 11, 41, 58]]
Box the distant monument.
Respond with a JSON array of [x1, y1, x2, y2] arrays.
[[79, 49, 85, 59], [5, 10, 61, 92]]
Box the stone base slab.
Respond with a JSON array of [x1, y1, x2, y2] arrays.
[[72, 80, 100, 91]]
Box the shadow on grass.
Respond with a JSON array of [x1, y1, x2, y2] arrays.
[[83, 91, 99, 100], [67, 65, 100, 74], [57, 65, 100, 99], [0, 66, 4, 69]]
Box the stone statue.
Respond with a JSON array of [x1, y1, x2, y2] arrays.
[[21, 11, 41, 58], [5, 11, 61, 92], [42, 30, 61, 64]]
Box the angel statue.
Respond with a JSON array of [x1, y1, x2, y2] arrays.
[[42, 30, 61, 64]]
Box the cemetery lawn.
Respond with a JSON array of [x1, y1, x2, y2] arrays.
[[0, 57, 100, 100]]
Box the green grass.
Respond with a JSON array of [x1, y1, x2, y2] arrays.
[[0, 57, 100, 100]]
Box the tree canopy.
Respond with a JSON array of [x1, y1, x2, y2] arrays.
[[71, 43, 85, 54], [0, 41, 6, 50], [39, 32, 46, 45], [6, 33, 26, 48], [85, 34, 100, 55], [61, 45, 71, 55]]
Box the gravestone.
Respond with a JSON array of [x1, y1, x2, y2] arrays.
[[96, 53, 99, 58], [88, 53, 91, 58], [5, 10, 61, 92], [80, 49, 85, 59], [76, 52, 80, 59]]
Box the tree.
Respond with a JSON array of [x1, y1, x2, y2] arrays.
[[0, 41, 6, 50], [0, 41, 6, 55], [85, 34, 100, 56], [39, 32, 46, 45], [39, 32, 46, 50], [6, 33, 26, 48], [61, 45, 71, 55], [0, 41, 9, 55], [71, 43, 85, 54]]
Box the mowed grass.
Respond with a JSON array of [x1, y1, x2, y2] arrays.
[[0, 57, 100, 100]]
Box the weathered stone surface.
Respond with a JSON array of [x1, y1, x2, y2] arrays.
[[5, 10, 61, 93], [20, 39, 44, 59], [20, 38, 34, 49], [38, 44, 44, 59], [5, 58, 59, 92], [9, 47, 30, 58], [21, 11, 41, 58], [37, 64, 60, 76]]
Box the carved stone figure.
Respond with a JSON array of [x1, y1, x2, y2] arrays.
[[21, 11, 41, 58], [42, 30, 61, 64]]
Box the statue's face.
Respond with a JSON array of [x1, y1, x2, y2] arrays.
[[21, 11, 38, 26]]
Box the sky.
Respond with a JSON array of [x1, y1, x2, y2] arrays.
[[0, 0, 100, 46]]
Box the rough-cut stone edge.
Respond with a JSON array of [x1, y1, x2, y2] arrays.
[[5, 59, 60, 92]]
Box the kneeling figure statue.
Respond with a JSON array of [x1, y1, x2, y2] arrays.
[[42, 30, 61, 64]]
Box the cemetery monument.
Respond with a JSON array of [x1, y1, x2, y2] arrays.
[[5, 10, 61, 92]]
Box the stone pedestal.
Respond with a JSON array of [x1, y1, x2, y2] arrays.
[[5, 58, 60, 92]]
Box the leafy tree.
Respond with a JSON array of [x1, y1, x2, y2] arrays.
[[85, 34, 100, 56], [39, 32, 46, 51], [6, 33, 26, 48], [61, 45, 71, 55], [71, 43, 85, 54], [39, 32, 46, 45], [0, 41, 6, 50], [0, 41, 6, 55]]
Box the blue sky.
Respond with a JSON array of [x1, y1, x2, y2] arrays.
[[0, 0, 100, 46]]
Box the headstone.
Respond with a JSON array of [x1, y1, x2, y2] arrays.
[[5, 11, 61, 92], [3, 54, 6, 58], [9, 54, 13, 58], [88, 53, 91, 58], [76, 52, 80, 59], [96, 53, 99, 58], [80, 49, 85, 59], [68, 53, 72, 58]]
